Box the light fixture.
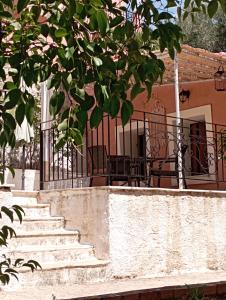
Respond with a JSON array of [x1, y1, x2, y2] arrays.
[[214, 65, 226, 91], [179, 89, 190, 103]]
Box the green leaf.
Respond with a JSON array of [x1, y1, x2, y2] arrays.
[[194, 0, 201, 7], [14, 259, 24, 267], [55, 134, 66, 151], [55, 28, 68, 38], [165, 0, 177, 8], [4, 89, 22, 110], [69, 128, 83, 146], [12, 205, 25, 223], [110, 97, 120, 118], [25, 104, 34, 125], [90, 106, 103, 128], [81, 94, 95, 111], [49, 92, 65, 116], [96, 10, 109, 35], [1, 0, 13, 8], [142, 26, 150, 42], [145, 81, 153, 99], [57, 119, 68, 131], [93, 57, 103, 67], [17, 0, 30, 13], [121, 101, 133, 126], [0, 11, 12, 18], [131, 83, 145, 100], [110, 16, 124, 28], [220, 0, 226, 13], [184, 0, 192, 9], [207, 0, 218, 18], [69, 0, 76, 17], [1, 207, 13, 223], [41, 24, 49, 37], [183, 11, 189, 20], [47, 74, 61, 90], [2, 113, 16, 130], [4, 82, 17, 90], [158, 12, 173, 20], [15, 103, 25, 126], [26, 260, 42, 270]]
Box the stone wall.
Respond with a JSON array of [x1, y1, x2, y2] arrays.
[[39, 187, 226, 279]]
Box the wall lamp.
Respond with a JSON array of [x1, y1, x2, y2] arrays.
[[214, 65, 226, 91], [179, 89, 190, 103]]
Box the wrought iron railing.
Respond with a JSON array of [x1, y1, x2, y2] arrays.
[[40, 111, 226, 190]]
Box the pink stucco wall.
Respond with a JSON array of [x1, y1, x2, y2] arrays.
[[133, 80, 226, 125]]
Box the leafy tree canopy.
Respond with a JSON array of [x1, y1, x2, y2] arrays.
[[180, 9, 226, 52], [0, 0, 225, 151]]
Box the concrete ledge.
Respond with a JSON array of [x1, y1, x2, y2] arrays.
[[41, 185, 226, 197], [2, 271, 226, 300], [0, 184, 14, 192]]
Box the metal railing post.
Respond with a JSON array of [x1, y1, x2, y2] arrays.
[[40, 124, 44, 190], [174, 51, 184, 189]]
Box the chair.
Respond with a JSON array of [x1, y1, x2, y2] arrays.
[[88, 145, 132, 186], [148, 144, 188, 188]]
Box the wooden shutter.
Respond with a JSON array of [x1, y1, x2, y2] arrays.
[[190, 122, 209, 175]]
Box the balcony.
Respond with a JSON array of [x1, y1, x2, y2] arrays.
[[36, 110, 226, 191]]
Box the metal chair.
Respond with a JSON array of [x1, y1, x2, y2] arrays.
[[88, 145, 132, 186], [148, 144, 188, 188]]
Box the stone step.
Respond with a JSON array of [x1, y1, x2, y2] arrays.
[[18, 204, 51, 218], [9, 230, 80, 248], [10, 196, 38, 206], [12, 217, 65, 231], [11, 190, 39, 205], [12, 191, 39, 198], [9, 260, 109, 288], [8, 244, 96, 264]]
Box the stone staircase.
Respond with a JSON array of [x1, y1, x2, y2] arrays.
[[3, 190, 109, 288]]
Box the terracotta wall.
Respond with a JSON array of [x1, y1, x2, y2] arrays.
[[133, 80, 226, 125]]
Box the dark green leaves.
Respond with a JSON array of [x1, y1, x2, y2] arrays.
[[121, 101, 133, 127], [49, 92, 65, 116], [1, 0, 13, 9], [57, 119, 68, 131], [2, 113, 16, 130], [90, 106, 103, 128], [131, 83, 145, 100], [15, 103, 25, 126], [110, 16, 124, 28], [96, 10, 109, 35], [4, 89, 22, 110], [55, 28, 68, 38], [69, 128, 83, 146], [17, 0, 30, 13], [0, 0, 224, 174], [207, 0, 218, 18], [22, 260, 42, 272]]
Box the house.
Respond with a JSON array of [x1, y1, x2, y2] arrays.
[[38, 45, 226, 191], [3, 45, 226, 298]]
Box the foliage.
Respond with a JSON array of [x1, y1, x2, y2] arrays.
[[0, 204, 41, 284], [0, 0, 224, 154], [0, 0, 224, 287], [180, 9, 226, 52]]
